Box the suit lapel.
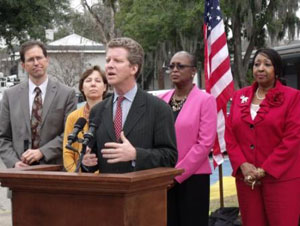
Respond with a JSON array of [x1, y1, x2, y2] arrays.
[[102, 97, 115, 141], [123, 89, 146, 137], [239, 82, 273, 126], [162, 89, 174, 103], [253, 81, 284, 125], [20, 82, 31, 134], [174, 85, 196, 124], [41, 79, 57, 128], [253, 102, 269, 125], [238, 86, 255, 125], [240, 102, 253, 125]]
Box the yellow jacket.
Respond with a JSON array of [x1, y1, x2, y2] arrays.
[[63, 106, 88, 172]]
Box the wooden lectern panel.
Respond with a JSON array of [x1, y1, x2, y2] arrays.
[[0, 165, 183, 226]]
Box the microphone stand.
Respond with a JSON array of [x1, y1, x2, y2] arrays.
[[75, 131, 95, 172], [65, 138, 86, 173], [75, 143, 87, 173]]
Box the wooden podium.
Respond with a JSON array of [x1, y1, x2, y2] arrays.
[[0, 165, 182, 226]]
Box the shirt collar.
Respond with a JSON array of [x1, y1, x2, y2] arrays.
[[29, 78, 48, 95], [113, 84, 137, 103]]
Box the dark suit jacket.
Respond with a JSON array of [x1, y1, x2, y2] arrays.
[[0, 78, 77, 168], [89, 88, 178, 173]]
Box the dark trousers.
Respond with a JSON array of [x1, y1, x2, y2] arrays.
[[167, 174, 210, 226]]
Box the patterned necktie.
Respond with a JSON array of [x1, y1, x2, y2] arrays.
[[114, 96, 125, 142], [31, 87, 43, 149]]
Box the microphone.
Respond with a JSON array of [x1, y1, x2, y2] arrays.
[[66, 117, 87, 150], [76, 107, 103, 172], [82, 122, 98, 146], [75, 121, 98, 172]]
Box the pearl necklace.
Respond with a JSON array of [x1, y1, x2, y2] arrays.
[[255, 88, 265, 100]]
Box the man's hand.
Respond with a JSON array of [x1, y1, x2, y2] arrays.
[[21, 149, 43, 165], [82, 147, 98, 167], [14, 161, 29, 168], [102, 132, 136, 164]]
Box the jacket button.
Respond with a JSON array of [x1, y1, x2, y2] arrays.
[[250, 144, 255, 149], [250, 124, 254, 129]]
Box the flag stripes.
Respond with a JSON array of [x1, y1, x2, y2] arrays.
[[204, 0, 234, 167]]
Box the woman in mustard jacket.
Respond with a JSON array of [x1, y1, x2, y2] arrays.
[[225, 48, 300, 226], [63, 66, 107, 172]]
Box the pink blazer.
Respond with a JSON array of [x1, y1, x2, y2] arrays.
[[225, 81, 300, 182], [160, 85, 217, 183]]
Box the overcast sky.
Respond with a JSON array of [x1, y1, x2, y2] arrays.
[[70, 0, 83, 11], [71, 0, 98, 12]]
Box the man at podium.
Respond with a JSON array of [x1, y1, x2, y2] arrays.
[[82, 37, 178, 173]]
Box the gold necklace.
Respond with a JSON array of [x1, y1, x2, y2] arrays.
[[171, 95, 187, 112]]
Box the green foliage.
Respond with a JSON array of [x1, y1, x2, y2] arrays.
[[116, 0, 204, 52], [115, 0, 205, 88], [221, 0, 300, 87], [0, 0, 70, 50], [117, 0, 170, 51]]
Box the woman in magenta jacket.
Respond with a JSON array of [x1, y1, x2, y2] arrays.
[[160, 51, 217, 226], [225, 48, 300, 226]]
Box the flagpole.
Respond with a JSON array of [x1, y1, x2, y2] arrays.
[[203, 0, 234, 209], [218, 164, 224, 208]]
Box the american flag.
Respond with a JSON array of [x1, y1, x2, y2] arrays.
[[203, 0, 234, 167]]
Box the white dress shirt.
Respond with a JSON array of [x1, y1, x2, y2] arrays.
[[113, 84, 138, 127], [29, 78, 48, 117]]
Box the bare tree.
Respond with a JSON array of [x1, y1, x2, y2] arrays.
[[81, 0, 119, 44], [48, 52, 92, 88], [0, 48, 17, 76]]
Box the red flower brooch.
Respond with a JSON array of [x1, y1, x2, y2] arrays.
[[266, 90, 284, 107]]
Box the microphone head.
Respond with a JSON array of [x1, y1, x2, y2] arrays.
[[88, 122, 98, 129], [82, 121, 98, 146], [67, 117, 87, 146], [74, 117, 87, 129]]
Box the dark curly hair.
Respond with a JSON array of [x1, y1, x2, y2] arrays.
[[252, 48, 286, 85]]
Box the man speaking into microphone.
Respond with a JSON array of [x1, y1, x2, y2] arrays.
[[82, 37, 177, 173]]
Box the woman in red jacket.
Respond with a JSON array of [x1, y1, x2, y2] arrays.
[[225, 48, 300, 226]]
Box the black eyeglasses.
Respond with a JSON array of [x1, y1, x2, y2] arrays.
[[168, 63, 195, 71]]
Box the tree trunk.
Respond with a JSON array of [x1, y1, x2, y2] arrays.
[[232, 16, 247, 89], [155, 47, 165, 90], [82, 0, 118, 44], [82, 0, 108, 43]]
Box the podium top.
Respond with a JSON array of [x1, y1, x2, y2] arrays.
[[0, 164, 183, 194]]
